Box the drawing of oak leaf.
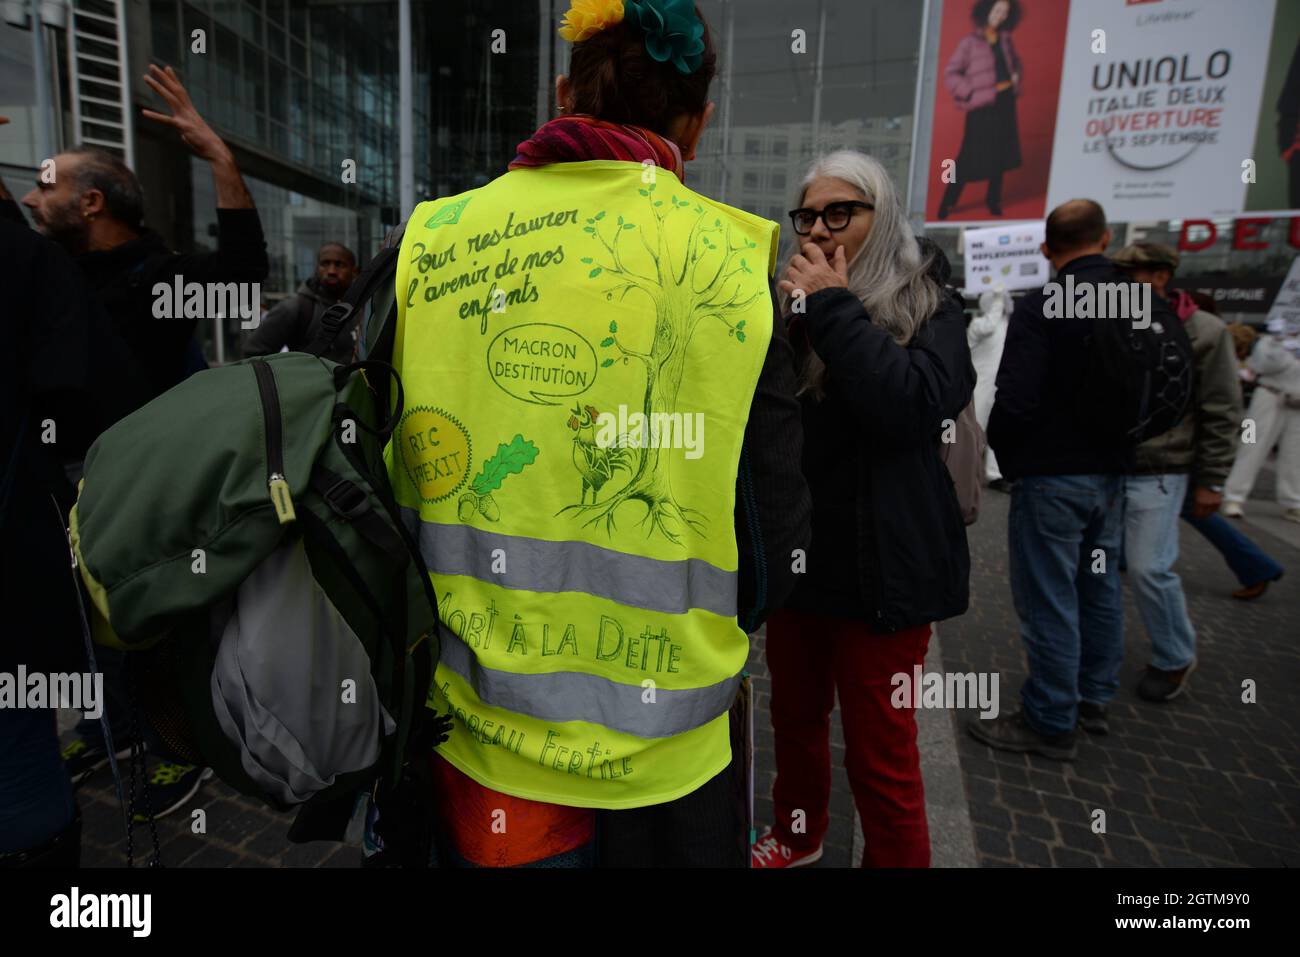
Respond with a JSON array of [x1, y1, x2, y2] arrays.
[[470, 434, 540, 496]]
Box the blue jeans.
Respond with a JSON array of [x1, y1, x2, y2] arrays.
[[1009, 475, 1126, 736], [1125, 474, 1196, 672], [1181, 497, 1284, 589]]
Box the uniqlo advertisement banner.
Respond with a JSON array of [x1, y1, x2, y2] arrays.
[[924, 0, 1287, 225], [1045, 0, 1278, 220]]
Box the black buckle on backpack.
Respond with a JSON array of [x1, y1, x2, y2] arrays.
[[320, 301, 354, 331], [322, 477, 370, 520]]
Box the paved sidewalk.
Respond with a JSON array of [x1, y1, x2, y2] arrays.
[[62, 709, 349, 868], [944, 485, 1300, 868]]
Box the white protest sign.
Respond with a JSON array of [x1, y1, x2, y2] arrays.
[[962, 222, 1049, 295]]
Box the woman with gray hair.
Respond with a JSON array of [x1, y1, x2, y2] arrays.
[[752, 150, 974, 869]]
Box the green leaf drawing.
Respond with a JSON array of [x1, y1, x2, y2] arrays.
[[622, 223, 634, 230], [583, 226, 595, 233], [595, 211, 606, 220], [470, 435, 539, 496], [609, 320, 618, 333], [581, 257, 593, 264], [617, 215, 624, 225], [736, 320, 746, 329], [638, 189, 649, 196], [600, 337, 614, 347], [736, 331, 746, 343], [590, 267, 603, 278], [423, 196, 471, 229], [601, 358, 615, 368]]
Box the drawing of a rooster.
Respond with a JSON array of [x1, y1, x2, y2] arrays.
[[567, 403, 633, 505]]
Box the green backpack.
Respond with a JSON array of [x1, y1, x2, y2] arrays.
[[70, 255, 443, 854]]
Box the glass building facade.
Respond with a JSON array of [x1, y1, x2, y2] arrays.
[[687, 0, 924, 264], [149, 0, 424, 205], [0, 11, 47, 175], [147, 0, 426, 294], [150, 0, 548, 357]]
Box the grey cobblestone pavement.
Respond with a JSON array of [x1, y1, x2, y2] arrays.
[[72, 761, 350, 868], [943, 475, 1300, 869], [70, 468, 1299, 868]]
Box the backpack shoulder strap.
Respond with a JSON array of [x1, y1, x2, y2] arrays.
[[297, 292, 315, 344]]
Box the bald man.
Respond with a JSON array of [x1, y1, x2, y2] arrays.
[[975, 198, 1135, 760]]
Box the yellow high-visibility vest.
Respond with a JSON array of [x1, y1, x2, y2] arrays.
[[388, 159, 778, 808]]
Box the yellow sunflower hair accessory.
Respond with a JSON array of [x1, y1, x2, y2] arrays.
[[558, 0, 625, 43]]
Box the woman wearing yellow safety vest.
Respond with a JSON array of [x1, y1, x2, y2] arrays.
[[389, 0, 809, 866]]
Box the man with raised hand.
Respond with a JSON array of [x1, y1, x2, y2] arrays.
[[17, 64, 268, 400]]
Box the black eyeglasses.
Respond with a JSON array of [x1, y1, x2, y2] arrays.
[[788, 201, 874, 236]]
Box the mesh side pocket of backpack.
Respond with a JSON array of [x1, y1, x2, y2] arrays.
[[135, 641, 206, 767]]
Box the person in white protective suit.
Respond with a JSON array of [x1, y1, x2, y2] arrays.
[[967, 283, 1013, 485], [1222, 336, 1300, 524]]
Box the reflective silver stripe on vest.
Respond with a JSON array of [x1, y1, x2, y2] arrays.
[[400, 509, 737, 618], [438, 623, 741, 739]]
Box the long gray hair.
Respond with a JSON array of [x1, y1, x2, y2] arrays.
[[781, 150, 941, 397]]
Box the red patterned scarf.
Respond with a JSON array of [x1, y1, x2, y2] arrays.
[[509, 114, 685, 180]]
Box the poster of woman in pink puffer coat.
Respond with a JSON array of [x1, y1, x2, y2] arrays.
[[928, 0, 1070, 223]]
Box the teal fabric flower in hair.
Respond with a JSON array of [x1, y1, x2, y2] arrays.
[[624, 0, 705, 74]]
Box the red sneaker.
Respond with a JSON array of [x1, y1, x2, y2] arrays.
[[751, 830, 824, 869]]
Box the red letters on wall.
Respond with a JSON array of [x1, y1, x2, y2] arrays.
[[1177, 217, 1300, 253]]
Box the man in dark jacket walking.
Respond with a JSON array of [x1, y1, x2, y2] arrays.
[[974, 199, 1131, 760], [242, 242, 359, 362]]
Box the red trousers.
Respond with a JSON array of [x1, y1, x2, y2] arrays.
[[767, 608, 932, 868]]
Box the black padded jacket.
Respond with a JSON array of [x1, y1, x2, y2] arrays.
[[785, 250, 974, 633]]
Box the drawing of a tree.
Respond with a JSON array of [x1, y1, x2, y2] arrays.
[[558, 181, 765, 545]]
